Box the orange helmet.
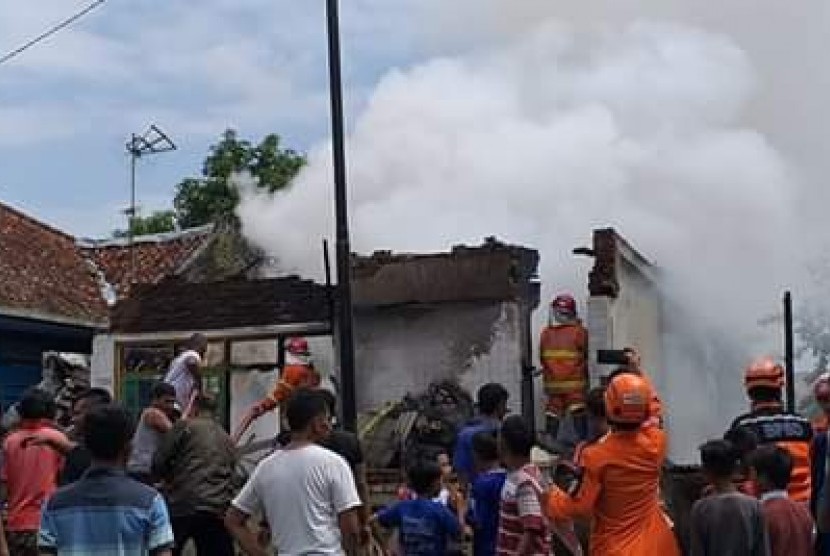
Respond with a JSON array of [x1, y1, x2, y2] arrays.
[[744, 357, 785, 390], [286, 337, 310, 356], [815, 375, 830, 402], [604, 373, 650, 425]]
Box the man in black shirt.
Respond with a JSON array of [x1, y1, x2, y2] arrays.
[[60, 388, 112, 485]]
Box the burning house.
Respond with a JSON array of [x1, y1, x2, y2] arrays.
[[89, 238, 541, 436], [352, 238, 540, 418]]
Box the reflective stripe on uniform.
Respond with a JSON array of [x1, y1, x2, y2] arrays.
[[545, 379, 587, 392], [542, 349, 581, 360]]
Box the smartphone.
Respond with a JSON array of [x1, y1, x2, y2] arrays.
[[596, 349, 629, 365]]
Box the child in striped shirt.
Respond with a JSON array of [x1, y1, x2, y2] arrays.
[[496, 416, 550, 556]]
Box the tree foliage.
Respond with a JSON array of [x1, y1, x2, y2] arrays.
[[114, 210, 176, 238], [112, 129, 305, 237], [173, 129, 305, 228]]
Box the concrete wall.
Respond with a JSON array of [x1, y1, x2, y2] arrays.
[[91, 334, 115, 393], [353, 301, 525, 415], [586, 259, 663, 390]]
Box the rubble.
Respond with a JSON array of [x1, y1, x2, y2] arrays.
[[360, 380, 474, 470]]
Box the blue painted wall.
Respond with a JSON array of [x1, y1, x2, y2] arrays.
[[0, 315, 93, 411]]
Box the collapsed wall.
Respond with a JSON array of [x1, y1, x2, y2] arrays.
[[351, 239, 540, 420]]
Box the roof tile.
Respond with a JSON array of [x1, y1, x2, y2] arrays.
[[0, 202, 213, 325]]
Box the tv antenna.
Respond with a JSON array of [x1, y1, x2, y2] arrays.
[[125, 125, 176, 283]]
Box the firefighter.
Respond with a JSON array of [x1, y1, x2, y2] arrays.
[[811, 374, 830, 549], [607, 347, 663, 426], [234, 337, 321, 441], [728, 356, 812, 504], [540, 294, 589, 441], [814, 375, 830, 434], [544, 373, 680, 556]]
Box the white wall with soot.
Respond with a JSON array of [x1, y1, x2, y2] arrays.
[[353, 301, 525, 415]]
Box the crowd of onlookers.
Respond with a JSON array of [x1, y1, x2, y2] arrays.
[[0, 382, 241, 556], [3, 359, 830, 555], [0, 377, 550, 556]]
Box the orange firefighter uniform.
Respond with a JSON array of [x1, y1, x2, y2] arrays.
[[730, 406, 812, 503], [540, 322, 589, 419], [546, 374, 680, 556], [729, 357, 813, 503], [813, 376, 830, 434], [256, 361, 321, 414]]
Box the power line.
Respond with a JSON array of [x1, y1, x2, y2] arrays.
[[0, 0, 108, 67]]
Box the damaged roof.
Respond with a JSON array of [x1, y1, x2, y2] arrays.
[[110, 238, 536, 333], [352, 237, 540, 307], [0, 201, 215, 326], [78, 225, 214, 301], [109, 277, 332, 333]]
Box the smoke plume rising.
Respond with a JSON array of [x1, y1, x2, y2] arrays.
[[238, 12, 812, 461]]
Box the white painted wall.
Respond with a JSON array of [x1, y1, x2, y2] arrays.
[[353, 302, 526, 416], [585, 263, 663, 390], [90, 334, 115, 393]]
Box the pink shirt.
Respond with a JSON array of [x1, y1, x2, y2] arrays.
[[2, 420, 66, 531]]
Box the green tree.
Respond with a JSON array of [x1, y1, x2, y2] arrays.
[[173, 129, 305, 228], [114, 210, 176, 238]]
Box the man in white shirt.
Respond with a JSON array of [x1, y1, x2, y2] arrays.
[[163, 334, 208, 415], [225, 388, 363, 556]]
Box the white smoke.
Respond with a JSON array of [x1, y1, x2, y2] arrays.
[[238, 19, 805, 461]]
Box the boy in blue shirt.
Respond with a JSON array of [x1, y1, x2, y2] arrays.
[[467, 430, 506, 556], [373, 459, 461, 555]]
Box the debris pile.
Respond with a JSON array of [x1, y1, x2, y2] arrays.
[[360, 380, 474, 470]]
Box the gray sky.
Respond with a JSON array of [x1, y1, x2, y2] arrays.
[[1, 1, 828, 239]]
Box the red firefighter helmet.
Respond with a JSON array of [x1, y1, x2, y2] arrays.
[[744, 357, 785, 391], [604, 372, 650, 425], [551, 294, 577, 317], [286, 337, 310, 356], [815, 375, 830, 402]]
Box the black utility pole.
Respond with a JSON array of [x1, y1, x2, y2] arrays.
[[325, 0, 357, 432], [784, 291, 795, 412]]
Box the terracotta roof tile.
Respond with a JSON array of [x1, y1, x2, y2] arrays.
[[79, 226, 213, 301], [0, 203, 106, 324], [1, 202, 214, 325]]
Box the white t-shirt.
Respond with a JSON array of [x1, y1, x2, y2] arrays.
[[233, 444, 361, 555], [163, 349, 202, 410]]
